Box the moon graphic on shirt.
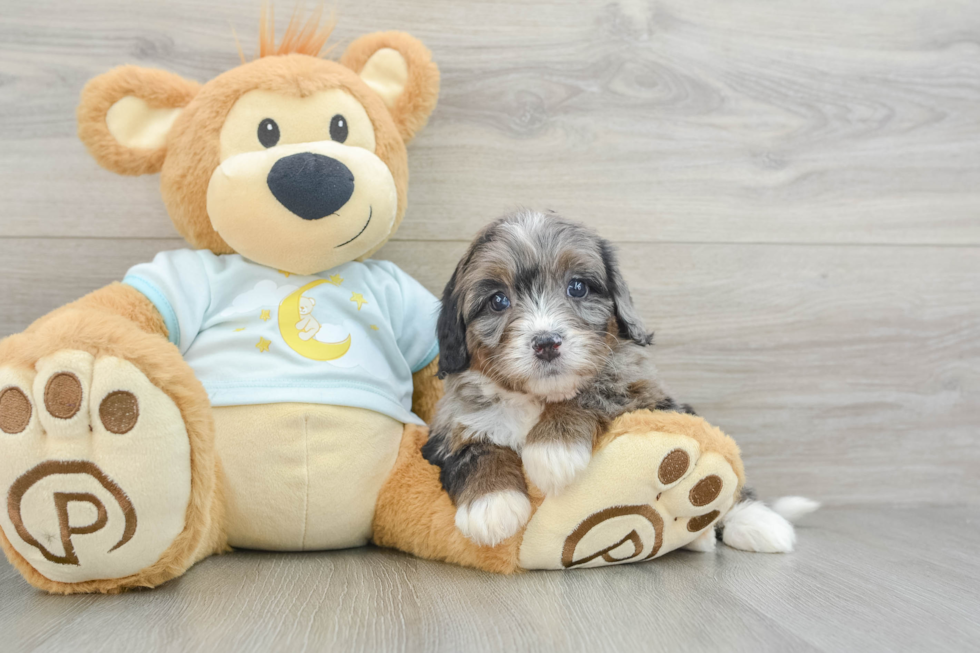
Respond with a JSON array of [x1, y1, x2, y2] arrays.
[[278, 280, 352, 361]]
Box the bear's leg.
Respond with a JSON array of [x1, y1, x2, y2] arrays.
[[373, 411, 743, 573], [372, 424, 528, 573], [517, 411, 743, 569], [0, 310, 226, 593]]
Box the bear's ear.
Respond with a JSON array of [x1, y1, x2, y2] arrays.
[[77, 66, 200, 176], [340, 31, 440, 144]]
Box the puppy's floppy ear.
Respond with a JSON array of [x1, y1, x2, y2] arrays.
[[77, 66, 200, 176], [601, 239, 653, 345], [436, 265, 470, 378], [340, 31, 440, 144]]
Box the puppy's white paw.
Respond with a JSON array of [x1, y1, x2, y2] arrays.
[[683, 527, 717, 552], [722, 500, 796, 553], [522, 441, 592, 496], [455, 490, 532, 547]]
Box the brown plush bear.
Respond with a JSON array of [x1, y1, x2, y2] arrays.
[[0, 12, 745, 594]]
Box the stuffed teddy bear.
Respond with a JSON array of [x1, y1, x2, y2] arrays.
[[0, 12, 746, 594]]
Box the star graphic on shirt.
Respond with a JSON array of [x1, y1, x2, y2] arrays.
[[255, 337, 271, 352], [260, 309, 271, 321], [234, 327, 245, 332], [326, 274, 344, 286], [369, 324, 379, 331], [278, 270, 292, 278], [350, 292, 368, 311]]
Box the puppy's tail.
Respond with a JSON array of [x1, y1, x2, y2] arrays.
[[771, 496, 822, 522], [718, 493, 820, 553]]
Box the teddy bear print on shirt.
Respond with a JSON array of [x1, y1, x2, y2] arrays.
[[296, 295, 321, 341]]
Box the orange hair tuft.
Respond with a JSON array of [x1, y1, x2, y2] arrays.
[[258, 3, 335, 59]]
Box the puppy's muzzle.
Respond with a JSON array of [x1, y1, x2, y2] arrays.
[[267, 152, 355, 221], [532, 333, 562, 362]]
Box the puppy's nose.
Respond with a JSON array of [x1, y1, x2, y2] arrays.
[[532, 333, 562, 362], [267, 152, 355, 220]]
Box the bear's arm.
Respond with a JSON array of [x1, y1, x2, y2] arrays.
[[410, 356, 443, 425], [27, 282, 168, 339]]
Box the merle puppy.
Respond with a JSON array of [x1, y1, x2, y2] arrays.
[[422, 210, 696, 546]]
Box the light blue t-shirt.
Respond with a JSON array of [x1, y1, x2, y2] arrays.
[[124, 250, 440, 425]]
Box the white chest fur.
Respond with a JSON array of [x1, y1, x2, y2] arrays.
[[456, 375, 544, 451]]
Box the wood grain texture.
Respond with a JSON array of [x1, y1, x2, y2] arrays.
[[1, 506, 977, 653], [0, 0, 978, 243]]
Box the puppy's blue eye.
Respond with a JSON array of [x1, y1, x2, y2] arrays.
[[567, 279, 588, 299], [489, 292, 511, 312]]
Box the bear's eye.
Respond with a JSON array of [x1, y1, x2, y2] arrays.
[[567, 279, 588, 299], [258, 118, 280, 148], [330, 114, 348, 143], [489, 292, 511, 312]]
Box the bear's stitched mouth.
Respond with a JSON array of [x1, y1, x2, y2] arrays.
[[335, 206, 372, 248]]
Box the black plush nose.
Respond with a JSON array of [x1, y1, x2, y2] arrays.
[[267, 153, 355, 221], [532, 333, 562, 362]]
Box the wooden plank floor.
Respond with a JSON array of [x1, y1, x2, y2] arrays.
[[2, 506, 978, 653], [0, 0, 978, 651]]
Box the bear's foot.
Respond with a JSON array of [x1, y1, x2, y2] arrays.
[[518, 411, 742, 569], [0, 349, 213, 592]]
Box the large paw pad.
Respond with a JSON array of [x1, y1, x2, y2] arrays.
[[0, 351, 192, 584], [518, 430, 738, 569]]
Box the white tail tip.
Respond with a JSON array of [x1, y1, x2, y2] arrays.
[[771, 496, 821, 523], [721, 500, 796, 553]]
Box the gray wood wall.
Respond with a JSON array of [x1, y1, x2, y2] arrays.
[[1, 0, 977, 506]]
